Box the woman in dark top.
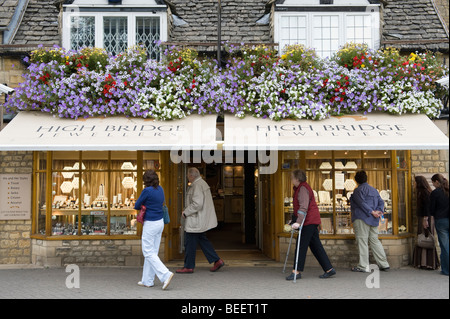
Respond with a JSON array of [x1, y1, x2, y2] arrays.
[[425, 174, 449, 276], [412, 176, 439, 270], [134, 170, 174, 289]]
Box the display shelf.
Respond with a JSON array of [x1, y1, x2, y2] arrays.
[[46, 209, 137, 216]]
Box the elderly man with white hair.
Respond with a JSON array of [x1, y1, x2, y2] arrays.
[[176, 167, 225, 274]]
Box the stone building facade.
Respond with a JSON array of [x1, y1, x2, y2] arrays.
[[0, 0, 449, 268]]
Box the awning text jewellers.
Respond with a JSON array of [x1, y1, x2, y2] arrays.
[[36, 124, 185, 138], [256, 123, 407, 137]]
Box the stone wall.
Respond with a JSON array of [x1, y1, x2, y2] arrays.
[[31, 238, 159, 268], [0, 57, 26, 89], [0, 151, 33, 265]]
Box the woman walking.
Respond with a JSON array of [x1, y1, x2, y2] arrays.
[[425, 174, 449, 276], [286, 169, 336, 281], [135, 170, 174, 289], [412, 176, 439, 270]]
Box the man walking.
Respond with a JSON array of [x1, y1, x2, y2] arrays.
[[177, 167, 225, 274], [350, 170, 390, 273]]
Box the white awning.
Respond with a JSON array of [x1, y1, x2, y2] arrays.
[[223, 113, 449, 151], [0, 112, 218, 151]]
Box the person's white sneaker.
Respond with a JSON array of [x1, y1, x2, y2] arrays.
[[138, 281, 154, 288], [162, 273, 174, 290]]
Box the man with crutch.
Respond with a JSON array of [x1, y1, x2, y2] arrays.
[[285, 170, 336, 281]]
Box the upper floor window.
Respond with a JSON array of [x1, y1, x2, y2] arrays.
[[63, 9, 167, 60], [274, 10, 380, 58]]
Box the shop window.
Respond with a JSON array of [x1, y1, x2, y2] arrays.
[[281, 150, 410, 237], [34, 151, 160, 238]]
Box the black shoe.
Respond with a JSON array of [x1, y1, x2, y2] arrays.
[[319, 268, 336, 279], [380, 267, 390, 272], [286, 272, 301, 281]]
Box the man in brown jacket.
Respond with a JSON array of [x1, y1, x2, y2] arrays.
[[176, 167, 225, 274]]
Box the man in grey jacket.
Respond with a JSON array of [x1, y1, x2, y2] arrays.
[[176, 167, 225, 274]]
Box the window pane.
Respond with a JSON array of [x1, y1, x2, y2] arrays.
[[36, 172, 47, 235], [52, 170, 78, 236], [70, 16, 96, 50], [397, 170, 408, 234], [313, 15, 340, 58], [144, 151, 161, 171], [395, 150, 409, 169], [104, 17, 128, 56], [136, 17, 161, 60], [37, 151, 47, 171], [346, 15, 372, 45], [366, 170, 393, 235], [306, 151, 334, 234], [81, 171, 108, 235], [279, 15, 307, 50], [364, 150, 391, 169]]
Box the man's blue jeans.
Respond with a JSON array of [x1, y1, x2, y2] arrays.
[[435, 218, 449, 276]]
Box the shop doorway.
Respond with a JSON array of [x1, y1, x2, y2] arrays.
[[187, 161, 258, 251], [168, 151, 275, 263]]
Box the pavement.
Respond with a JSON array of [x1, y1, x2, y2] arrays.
[[0, 263, 448, 300]]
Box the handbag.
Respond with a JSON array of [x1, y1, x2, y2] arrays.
[[163, 203, 170, 225], [417, 229, 435, 249], [137, 205, 146, 225]]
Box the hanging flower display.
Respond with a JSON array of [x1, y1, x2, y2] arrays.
[[3, 43, 448, 121]]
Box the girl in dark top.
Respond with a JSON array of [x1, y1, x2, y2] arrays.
[[425, 174, 449, 276], [412, 176, 439, 270]]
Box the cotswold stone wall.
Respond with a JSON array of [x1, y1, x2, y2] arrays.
[[0, 151, 33, 265], [31, 239, 152, 268]]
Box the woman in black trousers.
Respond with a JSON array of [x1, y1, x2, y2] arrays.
[[286, 170, 336, 280]]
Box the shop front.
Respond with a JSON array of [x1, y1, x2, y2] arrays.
[[0, 111, 448, 268], [223, 113, 449, 268], [0, 112, 218, 267]]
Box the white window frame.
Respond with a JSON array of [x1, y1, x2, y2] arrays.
[[274, 10, 380, 58], [62, 10, 168, 56]]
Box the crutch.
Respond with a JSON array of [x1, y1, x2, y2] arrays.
[[283, 228, 296, 273], [293, 211, 307, 284]]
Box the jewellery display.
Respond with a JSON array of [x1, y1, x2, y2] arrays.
[[48, 164, 140, 236], [281, 150, 401, 237]]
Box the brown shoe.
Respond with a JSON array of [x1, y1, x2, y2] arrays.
[[176, 268, 194, 274], [210, 259, 225, 272]]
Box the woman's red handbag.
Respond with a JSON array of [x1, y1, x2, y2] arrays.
[[137, 205, 146, 224]]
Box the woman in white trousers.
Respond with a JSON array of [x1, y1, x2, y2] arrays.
[[135, 170, 174, 290], [141, 219, 173, 289]]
